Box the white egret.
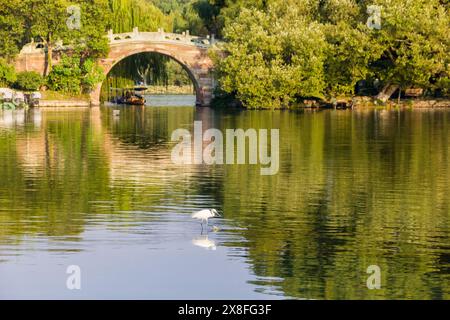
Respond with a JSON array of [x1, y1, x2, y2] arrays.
[[191, 209, 221, 229]]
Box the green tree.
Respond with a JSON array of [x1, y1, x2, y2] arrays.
[[0, 0, 27, 59], [187, 0, 277, 37], [0, 58, 17, 86], [70, 0, 111, 61], [27, 0, 112, 75], [171, 3, 209, 35], [320, 1, 383, 97], [216, 4, 327, 108], [47, 53, 105, 94], [109, 0, 173, 33], [215, 0, 449, 107], [192, 0, 223, 36], [27, 0, 68, 76], [46, 54, 82, 93], [369, 0, 449, 100], [15, 71, 43, 90], [81, 58, 105, 91]]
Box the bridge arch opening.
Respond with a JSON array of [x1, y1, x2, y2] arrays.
[[99, 51, 201, 106]]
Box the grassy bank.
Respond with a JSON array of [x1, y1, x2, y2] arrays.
[[41, 90, 90, 101], [141, 85, 195, 95], [38, 90, 91, 107]]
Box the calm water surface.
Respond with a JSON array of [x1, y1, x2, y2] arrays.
[[0, 100, 449, 299]]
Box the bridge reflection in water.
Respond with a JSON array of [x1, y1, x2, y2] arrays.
[[0, 106, 449, 299]]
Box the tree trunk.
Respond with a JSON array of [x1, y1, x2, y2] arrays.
[[44, 34, 53, 76], [376, 83, 399, 102], [137, 66, 150, 85]]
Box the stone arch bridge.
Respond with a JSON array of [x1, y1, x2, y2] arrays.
[[14, 28, 217, 106]]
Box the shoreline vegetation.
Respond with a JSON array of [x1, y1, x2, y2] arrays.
[[215, 92, 450, 110], [38, 95, 450, 109], [12, 86, 450, 109], [0, 0, 448, 110]]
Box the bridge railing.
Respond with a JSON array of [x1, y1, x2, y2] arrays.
[[107, 27, 215, 48], [19, 27, 217, 54]]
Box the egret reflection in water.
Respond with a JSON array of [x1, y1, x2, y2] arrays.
[[192, 235, 217, 251]]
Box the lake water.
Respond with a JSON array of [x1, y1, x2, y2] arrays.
[[0, 100, 449, 299], [144, 94, 196, 107]]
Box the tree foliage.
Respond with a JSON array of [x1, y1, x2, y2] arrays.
[[70, 0, 111, 60], [15, 71, 43, 91], [109, 0, 173, 33], [0, 0, 27, 60], [26, 0, 69, 75], [369, 0, 449, 90], [0, 59, 17, 87], [216, 5, 327, 108], [46, 55, 82, 93], [47, 54, 104, 94], [215, 0, 450, 108]]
